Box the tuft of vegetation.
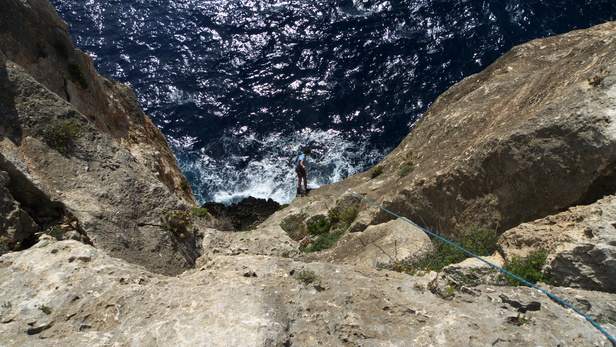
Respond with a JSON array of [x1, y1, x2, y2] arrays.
[[39, 305, 52, 315], [0, 242, 9, 256], [370, 166, 384, 179], [300, 230, 344, 253], [307, 218, 331, 236], [327, 206, 357, 229], [68, 63, 88, 88], [380, 225, 499, 274], [161, 210, 193, 238], [180, 180, 190, 191], [412, 283, 425, 293], [502, 250, 552, 286], [46, 225, 66, 240], [587, 68, 611, 87], [398, 165, 415, 177], [2, 301, 11, 309], [294, 269, 321, 285], [280, 213, 307, 241], [191, 207, 211, 221], [42, 119, 84, 154]]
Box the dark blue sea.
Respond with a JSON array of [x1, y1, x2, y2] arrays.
[[51, 0, 616, 205]]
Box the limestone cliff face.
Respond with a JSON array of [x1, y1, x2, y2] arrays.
[[0, 49, 201, 275], [0, 0, 195, 204], [301, 21, 616, 237]]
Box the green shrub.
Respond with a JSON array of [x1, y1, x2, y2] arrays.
[[161, 210, 193, 237], [180, 180, 190, 191], [68, 63, 88, 88], [327, 207, 357, 230], [46, 225, 66, 240], [371, 166, 384, 178], [340, 207, 357, 226], [307, 218, 331, 235], [294, 269, 321, 285], [301, 230, 344, 253], [398, 165, 414, 177], [39, 305, 52, 314], [42, 119, 83, 153], [191, 207, 211, 220], [502, 250, 552, 286]]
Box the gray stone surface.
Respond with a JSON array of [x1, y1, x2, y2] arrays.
[[302, 218, 435, 268], [499, 194, 616, 293], [0, 239, 613, 346]]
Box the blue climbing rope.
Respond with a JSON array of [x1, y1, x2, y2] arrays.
[[333, 182, 616, 346]]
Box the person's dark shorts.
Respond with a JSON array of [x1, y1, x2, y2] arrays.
[[295, 165, 306, 178]]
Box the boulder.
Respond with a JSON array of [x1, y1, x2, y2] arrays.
[[0, 170, 39, 249], [302, 218, 434, 268], [499, 194, 616, 293], [442, 251, 507, 287]]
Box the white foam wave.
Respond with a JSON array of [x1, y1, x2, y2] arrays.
[[170, 128, 387, 205]]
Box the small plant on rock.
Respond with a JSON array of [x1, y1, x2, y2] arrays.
[[502, 250, 552, 286], [191, 207, 211, 221], [161, 210, 193, 238], [398, 165, 414, 177], [68, 63, 88, 88], [42, 118, 83, 154], [307, 217, 331, 235], [180, 180, 190, 191], [46, 225, 66, 240], [300, 230, 344, 253], [294, 269, 321, 285], [371, 165, 384, 178]]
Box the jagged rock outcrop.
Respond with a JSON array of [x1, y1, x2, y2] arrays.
[[0, 238, 614, 346], [0, 0, 194, 203], [203, 197, 281, 231], [0, 50, 199, 275], [298, 21, 616, 237], [499, 194, 616, 293], [0, 170, 38, 249]]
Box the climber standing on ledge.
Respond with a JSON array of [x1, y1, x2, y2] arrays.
[[295, 148, 311, 196]]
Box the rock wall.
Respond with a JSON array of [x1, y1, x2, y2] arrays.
[[321, 21, 616, 236], [0, 0, 194, 203], [0, 50, 200, 275]]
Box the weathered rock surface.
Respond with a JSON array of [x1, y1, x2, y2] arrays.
[[0, 170, 38, 248], [293, 21, 616, 238], [203, 196, 281, 231], [0, 238, 614, 346], [0, 50, 199, 275], [0, 0, 194, 203], [302, 218, 435, 268], [499, 194, 616, 293]]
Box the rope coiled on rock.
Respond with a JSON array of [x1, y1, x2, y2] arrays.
[[333, 182, 616, 346]]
